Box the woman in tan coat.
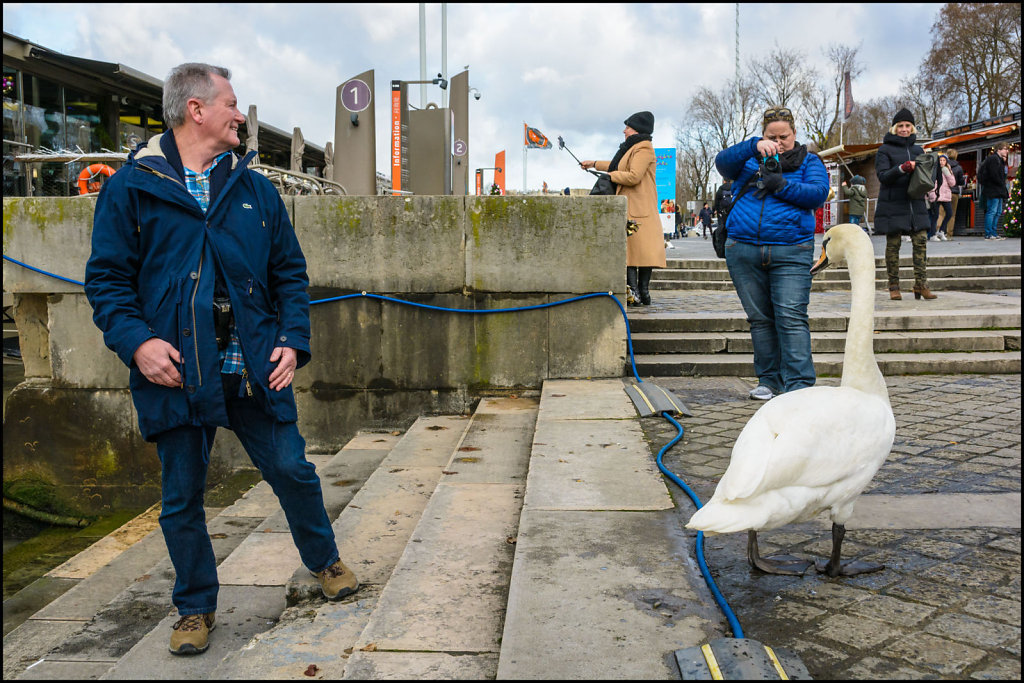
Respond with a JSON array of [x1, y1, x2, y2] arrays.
[[582, 111, 665, 305]]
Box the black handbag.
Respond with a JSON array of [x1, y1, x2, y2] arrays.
[[712, 223, 728, 258], [589, 171, 616, 196]]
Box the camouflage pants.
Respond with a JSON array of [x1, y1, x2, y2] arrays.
[[885, 231, 928, 287]]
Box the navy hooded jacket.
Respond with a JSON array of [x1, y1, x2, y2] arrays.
[[714, 137, 829, 245], [84, 132, 311, 441]]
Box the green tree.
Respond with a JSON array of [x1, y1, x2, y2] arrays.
[[1002, 166, 1021, 237]]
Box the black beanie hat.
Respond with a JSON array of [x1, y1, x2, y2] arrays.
[[892, 108, 915, 126], [624, 111, 655, 135]]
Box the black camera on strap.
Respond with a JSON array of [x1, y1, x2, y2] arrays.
[[213, 297, 233, 351], [212, 269, 234, 351]]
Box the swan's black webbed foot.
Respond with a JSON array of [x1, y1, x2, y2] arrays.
[[815, 558, 884, 577], [747, 530, 813, 576], [814, 523, 884, 577]]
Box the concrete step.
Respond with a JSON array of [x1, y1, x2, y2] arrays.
[[651, 276, 1022, 291], [653, 264, 1022, 281], [632, 330, 1021, 355], [664, 253, 1022, 270], [632, 351, 1022, 377], [341, 397, 537, 679], [205, 413, 478, 679], [8, 433, 399, 680], [630, 309, 1022, 334], [496, 379, 714, 679]]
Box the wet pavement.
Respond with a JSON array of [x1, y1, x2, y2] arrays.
[[640, 374, 1021, 680]]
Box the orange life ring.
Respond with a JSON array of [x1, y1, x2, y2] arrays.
[[77, 164, 116, 195]]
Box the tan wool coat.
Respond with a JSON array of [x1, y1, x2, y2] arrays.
[[595, 140, 666, 268]]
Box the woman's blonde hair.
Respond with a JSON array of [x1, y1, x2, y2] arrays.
[[889, 122, 917, 136]]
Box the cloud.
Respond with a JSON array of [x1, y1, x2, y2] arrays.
[[2, 2, 948, 192]]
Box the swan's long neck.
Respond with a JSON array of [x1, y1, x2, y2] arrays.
[[841, 242, 890, 404]]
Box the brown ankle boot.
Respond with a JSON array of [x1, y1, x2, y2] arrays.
[[913, 284, 937, 300], [889, 284, 902, 300]]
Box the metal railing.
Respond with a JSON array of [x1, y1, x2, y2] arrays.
[[248, 163, 347, 196]]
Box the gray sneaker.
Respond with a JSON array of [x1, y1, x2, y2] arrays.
[[749, 385, 775, 401]]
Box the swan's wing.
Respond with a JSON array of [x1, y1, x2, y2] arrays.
[[716, 387, 894, 502]]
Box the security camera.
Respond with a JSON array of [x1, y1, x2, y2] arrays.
[[474, 91, 481, 101]]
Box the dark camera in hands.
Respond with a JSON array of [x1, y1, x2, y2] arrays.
[[762, 154, 781, 173]]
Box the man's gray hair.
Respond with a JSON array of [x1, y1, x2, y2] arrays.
[[163, 63, 231, 129]]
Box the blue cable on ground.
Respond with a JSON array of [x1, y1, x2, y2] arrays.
[[4, 254, 742, 638], [656, 412, 745, 640]]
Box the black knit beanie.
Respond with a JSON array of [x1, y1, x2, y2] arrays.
[[624, 111, 655, 135], [892, 108, 915, 126]]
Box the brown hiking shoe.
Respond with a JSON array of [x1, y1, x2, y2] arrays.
[[312, 559, 359, 600], [169, 612, 215, 655]]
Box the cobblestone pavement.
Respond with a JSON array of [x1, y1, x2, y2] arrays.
[[640, 374, 1021, 680]]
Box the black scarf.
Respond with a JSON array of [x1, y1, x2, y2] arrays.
[[609, 133, 652, 172], [883, 131, 918, 148], [775, 143, 809, 172]]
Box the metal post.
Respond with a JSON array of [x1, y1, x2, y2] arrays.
[[734, 3, 740, 145], [441, 3, 448, 109], [523, 145, 527, 194], [419, 3, 427, 108]]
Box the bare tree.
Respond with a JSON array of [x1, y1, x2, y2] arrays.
[[843, 94, 904, 144], [921, 3, 1022, 122], [688, 76, 762, 150], [802, 43, 865, 148], [675, 124, 716, 207], [748, 44, 819, 112], [898, 65, 956, 137]]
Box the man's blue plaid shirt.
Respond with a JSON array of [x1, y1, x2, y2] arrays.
[[184, 153, 245, 376]]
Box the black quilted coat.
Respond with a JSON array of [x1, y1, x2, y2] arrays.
[[873, 132, 930, 235]]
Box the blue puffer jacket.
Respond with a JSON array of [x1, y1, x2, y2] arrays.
[[84, 132, 311, 441], [715, 137, 830, 245]]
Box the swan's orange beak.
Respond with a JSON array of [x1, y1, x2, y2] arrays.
[[810, 238, 830, 276]]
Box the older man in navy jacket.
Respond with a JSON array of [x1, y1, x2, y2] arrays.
[[85, 63, 358, 656]]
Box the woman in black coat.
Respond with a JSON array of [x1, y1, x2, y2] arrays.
[[874, 108, 936, 300]]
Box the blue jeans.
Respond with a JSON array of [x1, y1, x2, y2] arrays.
[[848, 214, 862, 225], [984, 197, 1004, 237], [725, 239, 816, 393], [156, 373, 338, 616]]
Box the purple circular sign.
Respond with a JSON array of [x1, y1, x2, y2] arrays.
[[453, 139, 468, 156], [340, 79, 371, 113]]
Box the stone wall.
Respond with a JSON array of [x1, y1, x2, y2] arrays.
[[2, 195, 627, 514]]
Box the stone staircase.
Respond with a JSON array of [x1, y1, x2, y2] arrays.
[[631, 251, 1021, 377], [4, 381, 717, 680], [651, 253, 1021, 292], [630, 306, 1021, 377]]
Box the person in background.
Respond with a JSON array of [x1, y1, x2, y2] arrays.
[[714, 105, 829, 401], [84, 63, 359, 657], [674, 205, 684, 238], [978, 142, 1009, 240], [699, 202, 713, 239], [581, 111, 664, 306], [713, 178, 734, 233], [928, 154, 956, 242], [873, 108, 935, 300], [941, 148, 966, 239], [842, 174, 868, 232]]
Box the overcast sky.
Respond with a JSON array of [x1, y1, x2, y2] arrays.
[[4, 2, 945, 192]]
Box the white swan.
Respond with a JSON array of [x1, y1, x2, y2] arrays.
[[687, 223, 896, 577]]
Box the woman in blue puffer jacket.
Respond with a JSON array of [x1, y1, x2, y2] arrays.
[[714, 106, 830, 400]]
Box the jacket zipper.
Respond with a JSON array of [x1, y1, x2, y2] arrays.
[[241, 278, 253, 396], [189, 252, 204, 388], [139, 163, 187, 189]]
